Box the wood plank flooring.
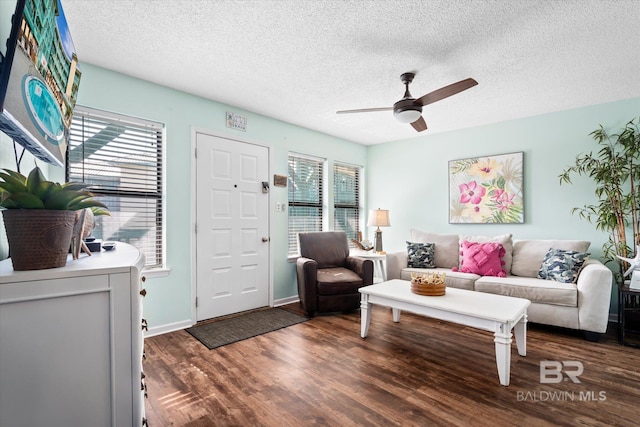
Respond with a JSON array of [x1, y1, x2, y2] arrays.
[[143, 304, 639, 426]]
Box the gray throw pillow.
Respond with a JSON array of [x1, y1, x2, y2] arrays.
[[406, 241, 435, 268], [538, 248, 590, 283]]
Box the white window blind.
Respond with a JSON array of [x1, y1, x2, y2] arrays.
[[66, 106, 164, 269], [288, 154, 324, 255], [333, 162, 361, 245]]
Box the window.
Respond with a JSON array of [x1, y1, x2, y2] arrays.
[[333, 162, 361, 244], [288, 154, 324, 256], [66, 106, 164, 269]]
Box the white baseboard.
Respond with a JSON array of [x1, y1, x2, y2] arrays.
[[145, 297, 301, 337], [273, 295, 300, 307], [145, 319, 194, 338]]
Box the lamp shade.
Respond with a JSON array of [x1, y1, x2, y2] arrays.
[[367, 209, 390, 227]]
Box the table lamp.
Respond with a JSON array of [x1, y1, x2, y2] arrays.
[[367, 208, 390, 253]]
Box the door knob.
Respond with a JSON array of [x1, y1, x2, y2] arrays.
[[262, 237, 270, 242]]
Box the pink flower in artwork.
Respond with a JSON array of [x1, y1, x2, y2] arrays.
[[493, 189, 515, 211], [459, 181, 486, 204]]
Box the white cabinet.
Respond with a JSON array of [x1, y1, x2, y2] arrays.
[[0, 243, 146, 427]]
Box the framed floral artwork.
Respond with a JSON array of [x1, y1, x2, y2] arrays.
[[449, 152, 524, 223]]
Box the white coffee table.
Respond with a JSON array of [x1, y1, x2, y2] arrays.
[[359, 279, 530, 386]]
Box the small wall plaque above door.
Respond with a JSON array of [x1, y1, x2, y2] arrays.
[[226, 112, 247, 131]]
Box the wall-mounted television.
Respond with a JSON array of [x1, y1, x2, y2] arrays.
[[0, 0, 81, 167]]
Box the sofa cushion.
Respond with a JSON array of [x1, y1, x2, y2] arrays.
[[406, 241, 435, 268], [511, 239, 590, 277], [410, 229, 459, 268], [453, 241, 507, 277], [460, 233, 513, 273], [401, 267, 478, 290], [538, 248, 590, 283], [475, 275, 578, 307]]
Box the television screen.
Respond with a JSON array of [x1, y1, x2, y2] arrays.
[[0, 0, 81, 167]]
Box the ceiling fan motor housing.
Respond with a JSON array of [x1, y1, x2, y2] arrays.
[[393, 98, 422, 123]]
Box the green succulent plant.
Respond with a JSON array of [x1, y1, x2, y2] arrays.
[[0, 166, 110, 215]]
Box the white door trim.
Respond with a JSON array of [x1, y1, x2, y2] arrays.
[[189, 127, 274, 325]]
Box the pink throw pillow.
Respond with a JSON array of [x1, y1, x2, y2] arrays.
[[452, 241, 507, 277]]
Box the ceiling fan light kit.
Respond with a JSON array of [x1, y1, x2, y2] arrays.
[[393, 100, 422, 123], [337, 72, 478, 132]]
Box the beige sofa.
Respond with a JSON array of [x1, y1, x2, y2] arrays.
[[386, 230, 613, 339]]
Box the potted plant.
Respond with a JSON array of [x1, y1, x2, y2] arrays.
[[559, 117, 640, 285], [0, 166, 109, 270]]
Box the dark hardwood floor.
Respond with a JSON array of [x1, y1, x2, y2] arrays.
[[143, 304, 639, 426]]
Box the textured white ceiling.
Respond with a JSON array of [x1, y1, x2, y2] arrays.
[[61, 0, 640, 145]]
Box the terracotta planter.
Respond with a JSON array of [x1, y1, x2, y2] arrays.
[[2, 209, 76, 270]]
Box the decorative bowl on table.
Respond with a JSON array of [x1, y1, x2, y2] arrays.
[[410, 272, 446, 296]]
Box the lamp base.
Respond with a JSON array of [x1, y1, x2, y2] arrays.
[[374, 230, 383, 253]]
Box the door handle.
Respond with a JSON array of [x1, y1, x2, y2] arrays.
[[262, 237, 270, 242]]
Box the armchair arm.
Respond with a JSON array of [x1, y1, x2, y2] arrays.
[[346, 256, 374, 286], [576, 259, 613, 333], [296, 257, 318, 315], [386, 251, 408, 280]]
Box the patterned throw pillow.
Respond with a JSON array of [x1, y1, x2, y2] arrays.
[[537, 248, 590, 283], [406, 241, 435, 268], [452, 241, 507, 277]]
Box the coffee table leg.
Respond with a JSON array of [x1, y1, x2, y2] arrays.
[[360, 293, 371, 338], [513, 314, 527, 356], [494, 322, 513, 386], [392, 308, 401, 322]]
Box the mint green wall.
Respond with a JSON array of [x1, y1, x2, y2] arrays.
[[74, 64, 367, 331], [2, 61, 637, 329], [367, 97, 640, 312]]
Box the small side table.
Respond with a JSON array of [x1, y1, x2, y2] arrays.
[[618, 282, 640, 347], [351, 251, 387, 282]]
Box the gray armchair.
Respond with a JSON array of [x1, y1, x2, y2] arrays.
[[296, 231, 374, 317]]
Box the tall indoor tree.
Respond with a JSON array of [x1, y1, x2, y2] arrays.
[[559, 117, 640, 285]]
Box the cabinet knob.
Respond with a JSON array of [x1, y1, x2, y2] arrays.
[[140, 288, 147, 297]]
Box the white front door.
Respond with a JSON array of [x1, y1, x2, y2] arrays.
[[195, 131, 270, 320]]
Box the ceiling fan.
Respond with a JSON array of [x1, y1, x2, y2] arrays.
[[336, 72, 478, 132]]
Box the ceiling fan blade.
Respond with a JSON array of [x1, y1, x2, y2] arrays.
[[415, 78, 478, 107], [336, 106, 393, 114], [411, 116, 427, 132]]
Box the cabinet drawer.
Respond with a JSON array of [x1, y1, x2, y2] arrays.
[[0, 275, 109, 304]]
